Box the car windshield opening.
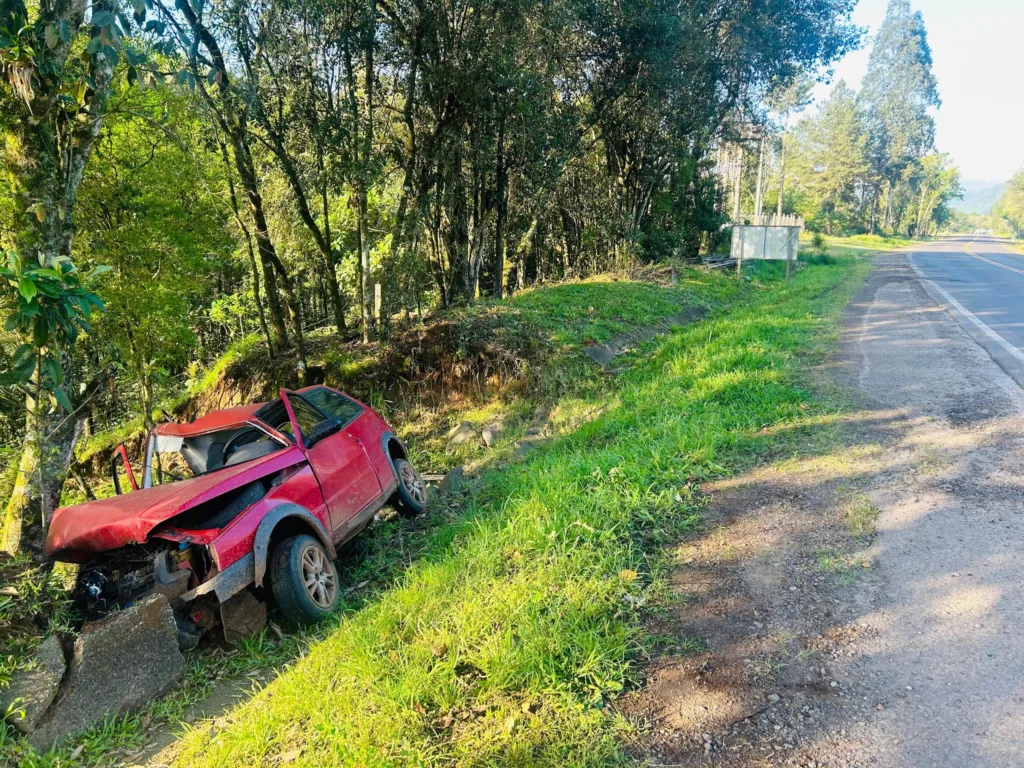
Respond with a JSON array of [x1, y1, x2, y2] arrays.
[[144, 426, 285, 487]]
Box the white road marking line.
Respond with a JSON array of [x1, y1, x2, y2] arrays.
[[908, 253, 1024, 368]]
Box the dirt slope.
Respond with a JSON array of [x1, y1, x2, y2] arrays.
[[624, 251, 1024, 767]]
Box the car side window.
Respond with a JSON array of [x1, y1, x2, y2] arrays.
[[288, 396, 327, 444], [303, 388, 363, 427]]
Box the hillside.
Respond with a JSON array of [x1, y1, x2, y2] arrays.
[[952, 181, 1006, 215]]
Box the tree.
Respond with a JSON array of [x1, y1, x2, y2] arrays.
[[788, 82, 870, 233], [0, 0, 150, 554], [909, 152, 962, 236], [768, 73, 814, 216], [860, 0, 940, 232]]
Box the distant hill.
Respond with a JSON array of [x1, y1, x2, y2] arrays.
[[952, 181, 1006, 215]]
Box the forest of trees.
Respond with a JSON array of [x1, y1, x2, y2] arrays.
[[748, 0, 962, 238], [1, 0, 957, 557], [993, 171, 1024, 238]]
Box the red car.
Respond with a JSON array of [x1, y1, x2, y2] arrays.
[[45, 386, 428, 636]]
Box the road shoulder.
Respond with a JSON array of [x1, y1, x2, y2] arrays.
[[622, 251, 1024, 767]]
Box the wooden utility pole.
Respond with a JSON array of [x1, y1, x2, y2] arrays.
[[777, 137, 786, 217], [732, 146, 744, 222], [754, 137, 766, 221]]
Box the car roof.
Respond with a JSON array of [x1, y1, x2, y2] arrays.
[[153, 403, 266, 438], [150, 386, 355, 439]]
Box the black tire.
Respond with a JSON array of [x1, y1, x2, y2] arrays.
[[390, 458, 428, 518], [269, 534, 340, 625]]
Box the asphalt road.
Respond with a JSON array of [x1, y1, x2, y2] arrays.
[[910, 235, 1024, 388], [832, 250, 1024, 767]]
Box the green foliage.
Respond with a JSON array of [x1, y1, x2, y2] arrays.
[[860, 0, 940, 184], [0, 251, 104, 409], [787, 82, 870, 234], [778, 3, 960, 238], [994, 170, 1024, 238], [0, 553, 75, 689]]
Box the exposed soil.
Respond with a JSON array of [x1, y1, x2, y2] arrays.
[[586, 306, 708, 367], [622, 251, 1024, 767]]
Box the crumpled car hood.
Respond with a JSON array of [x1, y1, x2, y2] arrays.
[[46, 447, 307, 561]]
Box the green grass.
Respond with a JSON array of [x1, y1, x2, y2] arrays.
[[843, 493, 881, 538], [3, 253, 870, 767], [799, 233, 914, 260], [161, 256, 868, 767]]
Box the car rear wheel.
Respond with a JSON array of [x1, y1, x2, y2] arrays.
[[269, 534, 340, 625], [391, 458, 428, 518]]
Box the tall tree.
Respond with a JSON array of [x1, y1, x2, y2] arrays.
[[0, 0, 149, 554], [789, 81, 870, 233], [860, 0, 940, 232]]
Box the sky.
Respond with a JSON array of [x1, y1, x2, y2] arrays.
[[810, 0, 1024, 185]]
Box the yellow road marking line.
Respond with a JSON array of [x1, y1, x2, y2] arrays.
[[962, 243, 1024, 276]]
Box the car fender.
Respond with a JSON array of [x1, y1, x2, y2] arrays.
[[253, 503, 336, 587], [379, 431, 407, 480]]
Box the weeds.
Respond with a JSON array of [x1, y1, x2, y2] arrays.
[[844, 494, 880, 538], [163, 255, 867, 766]]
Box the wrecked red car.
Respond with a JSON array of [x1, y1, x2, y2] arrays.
[[45, 386, 428, 642]]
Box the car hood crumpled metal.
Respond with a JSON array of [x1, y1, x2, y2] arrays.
[[46, 447, 307, 561]]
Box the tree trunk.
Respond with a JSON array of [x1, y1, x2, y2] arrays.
[[357, 0, 377, 342], [776, 138, 786, 217], [1, 393, 82, 557], [754, 137, 765, 220], [215, 135, 273, 353], [731, 146, 744, 221], [380, 25, 422, 341], [493, 113, 507, 299], [446, 141, 473, 303]]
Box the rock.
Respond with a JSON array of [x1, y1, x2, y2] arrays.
[[219, 589, 268, 643], [439, 467, 466, 494], [481, 422, 503, 448], [446, 422, 476, 448], [0, 635, 66, 733], [29, 594, 185, 749]]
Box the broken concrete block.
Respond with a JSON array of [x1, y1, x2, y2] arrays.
[[29, 594, 184, 749], [446, 421, 476, 448], [0, 635, 66, 733], [219, 589, 268, 643]]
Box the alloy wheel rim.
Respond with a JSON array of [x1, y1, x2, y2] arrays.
[[300, 545, 337, 609], [401, 463, 427, 505]]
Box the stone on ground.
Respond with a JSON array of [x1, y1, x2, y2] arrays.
[[0, 635, 66, 733], [28, 594, 185, 749], [438, 467, 466, 494], [446, 421, 476, 448]]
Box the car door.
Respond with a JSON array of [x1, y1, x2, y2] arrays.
[[280, 390, 382, 534]]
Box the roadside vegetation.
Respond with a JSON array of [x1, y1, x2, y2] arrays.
[[0, 0, 954, 762], [166, 251, 869, 767], [0, 249, 869, 766]]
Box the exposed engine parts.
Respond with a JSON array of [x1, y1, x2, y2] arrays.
[[75, 543, 197, 618]]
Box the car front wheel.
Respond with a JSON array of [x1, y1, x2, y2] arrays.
[[391, 458, 428, 518], [269, 534, 340, 625]]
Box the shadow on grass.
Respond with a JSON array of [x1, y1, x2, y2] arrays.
[[8, 255, 881, 767]]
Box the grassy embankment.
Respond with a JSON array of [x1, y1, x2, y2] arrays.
[[801, 233, 913, 260], [5, 250, 871, 767], [167, 255, 869, 766]]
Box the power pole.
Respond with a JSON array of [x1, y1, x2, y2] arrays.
[[754, 136, 766, 221], [732, 145, 744, 222]]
